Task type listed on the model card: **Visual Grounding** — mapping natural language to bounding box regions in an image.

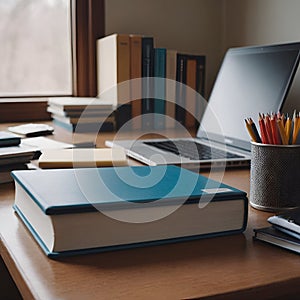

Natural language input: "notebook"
[106,42,300,169]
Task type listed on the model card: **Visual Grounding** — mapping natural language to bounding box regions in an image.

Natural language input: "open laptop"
[106,42,300,169]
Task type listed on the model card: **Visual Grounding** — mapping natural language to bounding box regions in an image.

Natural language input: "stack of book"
[47,97,116,132]
[96,33,205,131]
[0,131,37,184]
[254,208,300,254]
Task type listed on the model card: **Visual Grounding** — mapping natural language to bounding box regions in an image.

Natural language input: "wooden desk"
[1,124,300,299]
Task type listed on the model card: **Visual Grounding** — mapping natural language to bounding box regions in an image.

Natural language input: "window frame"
[0,0,105,123]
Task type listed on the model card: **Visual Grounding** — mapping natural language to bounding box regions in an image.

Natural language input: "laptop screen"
[198,42,300,151]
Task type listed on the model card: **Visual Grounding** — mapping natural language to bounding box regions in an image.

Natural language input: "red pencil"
[258,113,269,144]
[270,114,281,144]
[264,114,274,144]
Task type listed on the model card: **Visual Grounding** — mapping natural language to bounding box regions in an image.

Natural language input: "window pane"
[0,0,72,97]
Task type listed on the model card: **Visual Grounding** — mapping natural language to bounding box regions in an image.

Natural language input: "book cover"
[153,48,166,129]
[12,165,248,258]
[141,37,154,129]
[8,123,54,137]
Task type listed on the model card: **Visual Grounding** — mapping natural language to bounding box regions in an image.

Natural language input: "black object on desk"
[0,131,21,147]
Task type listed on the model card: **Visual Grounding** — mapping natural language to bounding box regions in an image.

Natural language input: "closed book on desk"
[268,208,300,238]
[12,165,248,258]
[0,131,21,147]
[254,227,300,254]
[53,119,115,133]
[51,114,114,125]
[48,97,114,111]
[47,105,113,118]
[38,148,127,168]
[0,145,38,166]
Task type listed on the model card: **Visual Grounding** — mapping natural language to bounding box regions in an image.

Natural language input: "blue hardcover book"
[154,48,166,129]
[11,165,248,258]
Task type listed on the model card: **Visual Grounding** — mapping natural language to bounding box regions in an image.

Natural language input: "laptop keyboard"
[144,140,243,160]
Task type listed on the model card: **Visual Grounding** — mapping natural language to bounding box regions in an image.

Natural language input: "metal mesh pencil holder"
[250,142,300,212]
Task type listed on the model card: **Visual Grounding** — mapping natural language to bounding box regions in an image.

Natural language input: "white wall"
[105,0,300,112]
[224,0,300,113]
[105,0,224,98]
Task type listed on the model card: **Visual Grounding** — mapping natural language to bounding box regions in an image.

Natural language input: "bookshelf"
[96,33,206,132]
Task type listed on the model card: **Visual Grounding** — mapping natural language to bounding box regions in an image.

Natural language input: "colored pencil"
[245,111,299,145]
[270,114,281,144]
[277,119,288,145]
[258,113,269,144]
[244,119,257,142]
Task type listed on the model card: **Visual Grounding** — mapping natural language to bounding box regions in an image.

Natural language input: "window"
[0,0,104,122]
[0,0,72,97]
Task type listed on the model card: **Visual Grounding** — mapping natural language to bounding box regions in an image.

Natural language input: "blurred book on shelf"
[96,33,206,132]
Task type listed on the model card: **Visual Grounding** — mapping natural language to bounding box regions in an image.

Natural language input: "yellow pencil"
[292,115,299,144]
[285,116,292,144]
[277,119,288,145]
[245,119,257,142]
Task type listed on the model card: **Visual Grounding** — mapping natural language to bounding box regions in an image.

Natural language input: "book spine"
[97,34,131,128]
[165,50,177,128]
[115,35,131,129]
[116,34,131,105]
[195,55,206,125]
[116,104,132,130]
[185,58,197,128]
[97,34,119,104]
[174,53,206,129]
[141,37,154,129]
[130,35,142,130]
[175,54,187,126]
[154,48,166,130]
